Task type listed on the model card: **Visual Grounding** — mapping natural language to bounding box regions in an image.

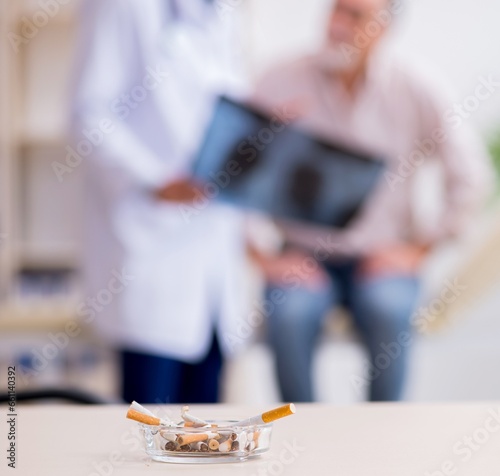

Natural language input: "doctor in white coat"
[72,0,248,403]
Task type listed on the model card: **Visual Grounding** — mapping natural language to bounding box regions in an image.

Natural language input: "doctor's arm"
[71,0,194,202]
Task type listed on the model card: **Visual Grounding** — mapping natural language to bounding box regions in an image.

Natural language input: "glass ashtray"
[142,420,273,464]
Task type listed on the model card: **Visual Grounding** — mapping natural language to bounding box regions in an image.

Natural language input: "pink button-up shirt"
[252,50,494,257]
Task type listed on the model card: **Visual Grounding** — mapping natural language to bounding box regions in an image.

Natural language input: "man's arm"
[358,73,496,278]
[418,74,495,242]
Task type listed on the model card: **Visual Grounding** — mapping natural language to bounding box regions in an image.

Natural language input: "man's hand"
[156,178,202,203]
[359,243,432,279]
[250,246,329,289]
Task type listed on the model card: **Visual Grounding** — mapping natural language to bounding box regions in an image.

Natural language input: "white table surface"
[6,403,500,475]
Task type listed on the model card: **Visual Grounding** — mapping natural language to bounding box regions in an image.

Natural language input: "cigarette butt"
[253,429,261,448]
[238,432,248,448]
[178,444,191,452]
[126,409,161,426]
[231,441,239,452]
[219,439,232,453]
[246,441,256,452]
[193,442,209,452]
[130,401,155,417]
[164,441,177,451]
[218,430,237,440]
[181,406,209,427]
[177,433,209,446]
[262,403,296,423]
[184,421,195,427]
[129,402,175,427]
[235,403,296,427]
[208,439,220,451]
[159,430,177,442]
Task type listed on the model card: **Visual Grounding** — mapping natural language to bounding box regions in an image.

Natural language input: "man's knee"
[355,277,420,327]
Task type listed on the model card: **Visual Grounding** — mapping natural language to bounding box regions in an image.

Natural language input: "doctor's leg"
[121,335,222,404]
[120,350,184,404]
[266,280,338,402]
[348,274,420,401]
[180,333,223,404]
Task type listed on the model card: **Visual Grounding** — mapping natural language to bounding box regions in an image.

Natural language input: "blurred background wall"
[1,0,500,403]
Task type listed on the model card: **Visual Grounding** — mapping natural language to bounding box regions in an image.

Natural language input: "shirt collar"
[313,45,387,96]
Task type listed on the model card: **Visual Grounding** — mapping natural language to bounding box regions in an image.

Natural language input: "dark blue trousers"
[121,334,222,404]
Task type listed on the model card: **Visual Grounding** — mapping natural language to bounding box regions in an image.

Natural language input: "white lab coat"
[72,0,248,361]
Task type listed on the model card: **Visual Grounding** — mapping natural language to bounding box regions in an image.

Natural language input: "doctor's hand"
[155,178,203,203]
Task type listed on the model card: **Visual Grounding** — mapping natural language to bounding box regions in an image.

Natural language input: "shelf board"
[17,256,79,271]
[19,136,66,149]
[0,300,80,332]
[14,242,79,270]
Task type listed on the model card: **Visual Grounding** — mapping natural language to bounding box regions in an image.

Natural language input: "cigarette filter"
[177,433,210,446]
[235,403,296,427]
[208,439,220,451]
[126,409,161,426]
[128,402,175,427]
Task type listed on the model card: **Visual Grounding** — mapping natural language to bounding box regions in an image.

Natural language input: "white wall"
[246,0,500,134]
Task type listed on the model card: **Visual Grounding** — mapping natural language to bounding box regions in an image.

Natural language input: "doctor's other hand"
[155,178,203,203]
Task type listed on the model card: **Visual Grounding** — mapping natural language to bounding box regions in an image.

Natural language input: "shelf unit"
[0,0,108,395]
[1,0,82,319]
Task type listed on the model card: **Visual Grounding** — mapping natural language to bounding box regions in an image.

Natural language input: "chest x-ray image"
[193,97,385,228]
